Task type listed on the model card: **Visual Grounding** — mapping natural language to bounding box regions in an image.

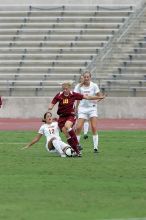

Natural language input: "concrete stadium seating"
[0,4,135,96]
[99,34,146,96]
[97,8,146,97]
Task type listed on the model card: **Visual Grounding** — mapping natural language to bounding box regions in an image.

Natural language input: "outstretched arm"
[83,92,106,101]
[22,133,42,149]
[48,94,58,110]
[75,100,80,115]
[48,103,55,110]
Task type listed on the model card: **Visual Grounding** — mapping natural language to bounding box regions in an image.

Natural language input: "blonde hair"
[83,71,91,77]
[60,81,74,87]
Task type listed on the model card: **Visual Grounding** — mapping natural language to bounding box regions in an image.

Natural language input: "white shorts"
[45,137,68,152]
[78,107,98,120]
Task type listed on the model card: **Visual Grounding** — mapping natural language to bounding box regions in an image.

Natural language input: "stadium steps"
[100,86,146,97]
[0,60,89,67]
[0,4,134,96]
[95,8,146,97]
[0,53,95,62]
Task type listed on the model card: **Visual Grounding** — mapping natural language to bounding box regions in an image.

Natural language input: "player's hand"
[97,93,107,102]
[21,145,29,150]
[48,103,53,110]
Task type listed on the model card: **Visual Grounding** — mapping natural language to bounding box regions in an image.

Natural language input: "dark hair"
[42,111,52,123]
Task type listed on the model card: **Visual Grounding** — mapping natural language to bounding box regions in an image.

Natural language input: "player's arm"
[48,94,58,110]
[95,92,107,101]
[74,86,80,114]
[22,133,42,149]
[83,92,106,101]
[75,100,80,115]
[48,103,55,110]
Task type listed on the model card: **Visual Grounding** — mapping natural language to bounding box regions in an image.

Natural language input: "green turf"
[0,130,146,220]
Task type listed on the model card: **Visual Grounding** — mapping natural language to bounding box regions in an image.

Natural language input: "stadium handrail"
[86,0,146,78]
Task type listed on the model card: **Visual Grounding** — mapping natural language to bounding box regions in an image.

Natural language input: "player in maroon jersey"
[0,96,2,108]
[48,81,105,157]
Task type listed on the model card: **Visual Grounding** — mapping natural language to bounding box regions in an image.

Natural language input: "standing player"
[74,75,89,140]
[48,81,105,157]
[74,71,106,153]
[22,111,71,158]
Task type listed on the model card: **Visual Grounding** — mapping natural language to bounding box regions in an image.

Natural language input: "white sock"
[52,139,65,156]
[84,121,89,135]
[93,134,99,150]
[77,135,80,143]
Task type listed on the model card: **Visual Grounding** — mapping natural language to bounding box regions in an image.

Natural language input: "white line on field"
[0,143,27,145]
[103,218,146,220]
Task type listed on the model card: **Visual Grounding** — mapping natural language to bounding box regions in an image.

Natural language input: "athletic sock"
[67,137,80,154]
[93,134,99,150]
[83,121,89,135]
[68,128,79,146]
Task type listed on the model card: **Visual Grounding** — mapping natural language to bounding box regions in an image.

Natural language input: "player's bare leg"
[76,118,85,150]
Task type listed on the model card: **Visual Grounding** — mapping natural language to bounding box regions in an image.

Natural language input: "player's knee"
[64,123,71,130]
[91,126,97,133]
[76,126,82,133]
[62,127,69,138]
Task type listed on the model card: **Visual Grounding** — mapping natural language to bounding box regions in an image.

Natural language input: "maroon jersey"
[51,91,83,116]
[0,97,2,107]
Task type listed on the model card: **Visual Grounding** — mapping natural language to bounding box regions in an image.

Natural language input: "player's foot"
[61,154,66,158]
[83,134,88,139]
[77,152,82,157]
[72,151,82,157]
[77,145,83,151]
[94,148,99,153]
[72,152,77,157]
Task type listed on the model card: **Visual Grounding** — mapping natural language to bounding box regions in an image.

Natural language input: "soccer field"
[0,130,146,220]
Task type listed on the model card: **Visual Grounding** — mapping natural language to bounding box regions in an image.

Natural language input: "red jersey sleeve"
[73,92,84,100]
[0,97,2,107]
[51,93,60,105]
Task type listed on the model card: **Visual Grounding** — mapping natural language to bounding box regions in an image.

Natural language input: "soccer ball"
[64,147,72,157]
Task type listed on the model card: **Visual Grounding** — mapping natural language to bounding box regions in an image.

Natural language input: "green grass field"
[0,130,146,220]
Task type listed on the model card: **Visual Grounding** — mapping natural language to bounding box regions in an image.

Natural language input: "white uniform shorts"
[78,107,98,120]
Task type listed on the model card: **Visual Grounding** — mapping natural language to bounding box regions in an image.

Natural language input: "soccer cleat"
[72,152,77,157]
[94,148,99,153]
[77,152,82,157]
[61,154,66,158]
[77,145,83,151]
[72,151,82,157]
[83,134,88,139]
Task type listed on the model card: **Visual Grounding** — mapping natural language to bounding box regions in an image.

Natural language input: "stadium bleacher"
[0,4,136,97]
[94,2,146,97]
[99,33,146,97]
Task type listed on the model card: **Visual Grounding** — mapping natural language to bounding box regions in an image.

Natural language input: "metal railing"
[86,0,146,78]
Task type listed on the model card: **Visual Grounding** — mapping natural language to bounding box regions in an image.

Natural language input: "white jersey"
[38,122,61,142]
[38,121,68,153]
[74,81,100,108]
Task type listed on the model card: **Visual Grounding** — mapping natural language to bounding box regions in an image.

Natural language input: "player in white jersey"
[74,75,89,140]
[74,71,106,153]
[22,112,71,158]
